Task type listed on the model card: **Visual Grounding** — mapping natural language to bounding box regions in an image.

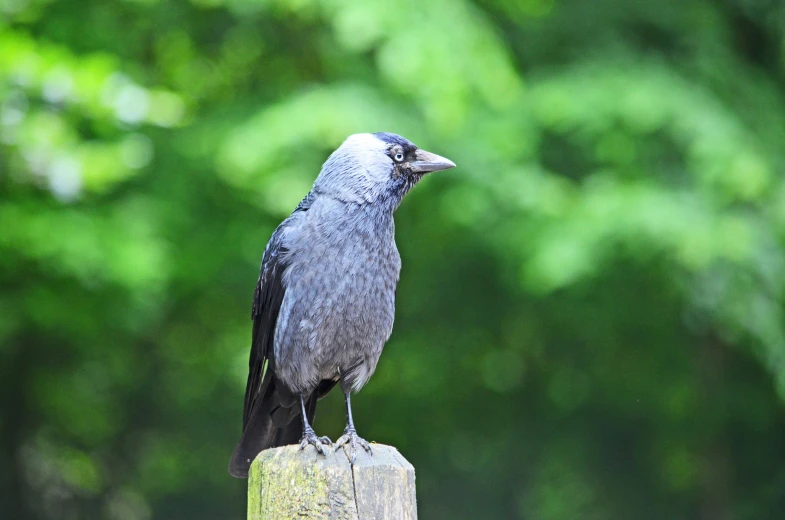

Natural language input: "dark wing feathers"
[241,242,286,428]
[241,192,315,428]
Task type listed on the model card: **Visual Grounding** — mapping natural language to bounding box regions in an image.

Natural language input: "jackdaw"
[228,132,455,478]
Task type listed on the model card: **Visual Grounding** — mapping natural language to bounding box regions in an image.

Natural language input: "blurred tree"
[2,0,785,518]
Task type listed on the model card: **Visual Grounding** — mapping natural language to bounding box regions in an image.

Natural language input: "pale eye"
[394,152,404,162]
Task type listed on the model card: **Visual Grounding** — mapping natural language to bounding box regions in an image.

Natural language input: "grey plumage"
[229,132,455,478]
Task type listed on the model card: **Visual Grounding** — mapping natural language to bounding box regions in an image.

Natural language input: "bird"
[228,132,455,478]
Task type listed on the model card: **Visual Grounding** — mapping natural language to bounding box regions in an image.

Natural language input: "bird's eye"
[394,153,404,162]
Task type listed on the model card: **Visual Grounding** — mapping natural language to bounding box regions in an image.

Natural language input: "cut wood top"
[248,443,417,520]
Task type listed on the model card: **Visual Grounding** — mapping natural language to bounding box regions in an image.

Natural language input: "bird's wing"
[241,192,314,429]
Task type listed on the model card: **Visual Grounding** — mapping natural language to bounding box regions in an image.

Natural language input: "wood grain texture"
[248,444,416,520]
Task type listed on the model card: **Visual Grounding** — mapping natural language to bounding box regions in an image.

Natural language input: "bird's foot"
[299,430,332,455]
[334,428,372,463]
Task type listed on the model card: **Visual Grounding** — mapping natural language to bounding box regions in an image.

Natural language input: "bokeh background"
[3,0,785,518]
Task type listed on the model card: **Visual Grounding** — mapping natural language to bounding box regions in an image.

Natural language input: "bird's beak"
[409,149,456,174]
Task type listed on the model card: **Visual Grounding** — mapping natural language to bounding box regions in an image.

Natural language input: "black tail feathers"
[228,379,316,478]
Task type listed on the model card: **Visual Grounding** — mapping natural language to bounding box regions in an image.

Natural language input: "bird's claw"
[334,428,372,463]
[299,431,332,455]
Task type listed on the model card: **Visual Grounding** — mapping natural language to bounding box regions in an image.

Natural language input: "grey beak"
[409,149,456,173]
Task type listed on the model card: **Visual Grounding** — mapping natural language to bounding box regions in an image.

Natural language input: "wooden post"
[247,444,417,519]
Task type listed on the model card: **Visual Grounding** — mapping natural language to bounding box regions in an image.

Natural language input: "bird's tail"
[228,377,317,478]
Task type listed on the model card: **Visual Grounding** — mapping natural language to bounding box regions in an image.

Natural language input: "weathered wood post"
[247,444,416,519]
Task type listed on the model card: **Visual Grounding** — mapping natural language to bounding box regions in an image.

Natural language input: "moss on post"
[248,444,416,519]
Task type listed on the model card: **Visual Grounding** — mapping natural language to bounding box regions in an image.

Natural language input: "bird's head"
[312,132,455,206]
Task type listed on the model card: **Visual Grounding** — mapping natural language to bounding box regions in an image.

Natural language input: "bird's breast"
[279,210,400,338]
[273,221,400,391]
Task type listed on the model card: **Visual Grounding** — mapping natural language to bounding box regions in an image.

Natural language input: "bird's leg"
[298,394,331,455]
[334,392,372,463]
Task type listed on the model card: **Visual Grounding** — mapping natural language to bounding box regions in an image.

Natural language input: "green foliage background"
[3,0,785,518]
